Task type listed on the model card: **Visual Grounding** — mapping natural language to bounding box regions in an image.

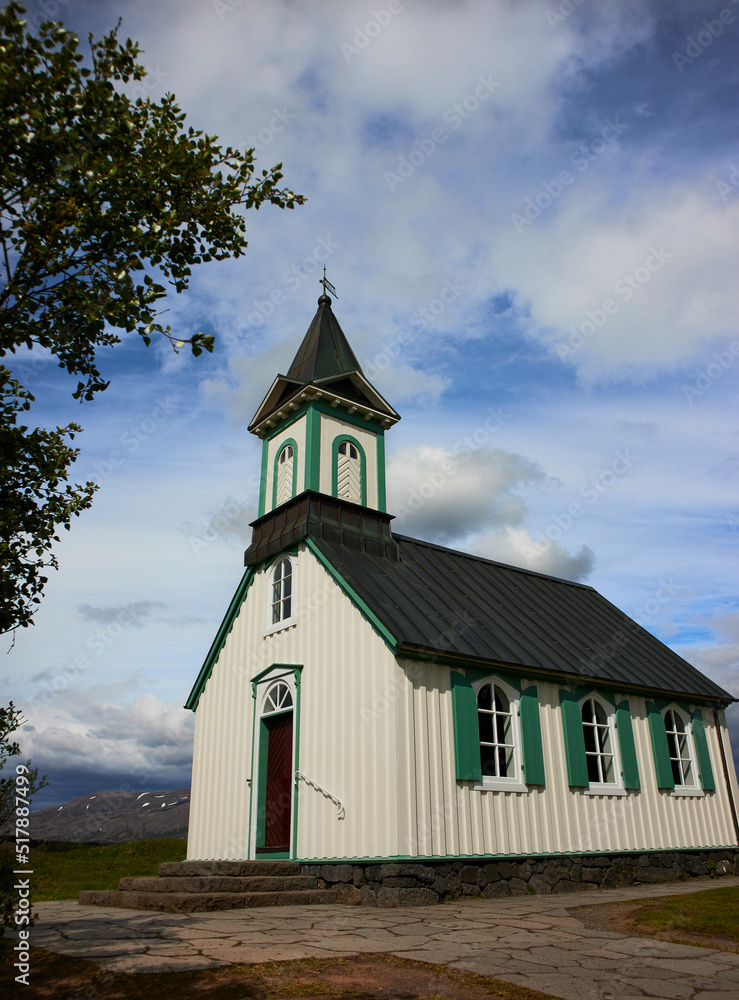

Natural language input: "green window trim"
[251,665,303,857]
[376,432,386,513]
[451,672,482,781]
[647,701,675,789]
[255,715,272,850]
[304,407,321,492]
[331,434,367,506]
[519,685,546,786]
[691,709,716,791]
[559,689,589,787]
[572,684,617,708]
[464,666,523,693]
[272,438,299,511]
[615,700,640,790]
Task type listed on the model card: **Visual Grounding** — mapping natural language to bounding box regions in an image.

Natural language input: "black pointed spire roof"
[248,293,400,434]
[287,294,363,382]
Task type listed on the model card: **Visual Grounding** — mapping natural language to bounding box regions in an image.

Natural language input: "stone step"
[157,860,301,878]
[78,888,338,913]
[118,875,318,893]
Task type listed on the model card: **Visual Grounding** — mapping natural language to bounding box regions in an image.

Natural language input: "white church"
[185,290,739,875]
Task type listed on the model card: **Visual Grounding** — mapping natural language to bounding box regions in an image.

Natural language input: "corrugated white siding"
[189,571,738,862]
[188,543,400,860]
[396,661,738,857]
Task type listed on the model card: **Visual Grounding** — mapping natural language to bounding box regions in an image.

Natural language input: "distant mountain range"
[13,788,191,844]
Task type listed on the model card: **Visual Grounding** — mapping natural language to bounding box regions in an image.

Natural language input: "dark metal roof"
[310,533,732,703]
[287,295,364,382]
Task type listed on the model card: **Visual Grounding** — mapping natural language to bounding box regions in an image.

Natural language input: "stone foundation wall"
[301,850,739,907]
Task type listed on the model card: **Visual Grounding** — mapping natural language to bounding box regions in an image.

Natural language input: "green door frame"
[249,664,303,859]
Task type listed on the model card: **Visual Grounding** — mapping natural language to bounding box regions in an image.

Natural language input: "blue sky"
[4,0,738,809]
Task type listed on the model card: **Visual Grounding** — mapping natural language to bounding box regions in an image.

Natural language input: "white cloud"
[20,691,194,785]
[385,443,592,580]
[472,525,595,582]
[388,444,546,540]
[494,183,739,381]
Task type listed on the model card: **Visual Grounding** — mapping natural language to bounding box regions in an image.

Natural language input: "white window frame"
[472,676,527,793]
[663,705,703,797]
[263,555,297,636]
[579,694,626,797]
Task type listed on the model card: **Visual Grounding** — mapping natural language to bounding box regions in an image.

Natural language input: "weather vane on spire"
[320,265,338,300]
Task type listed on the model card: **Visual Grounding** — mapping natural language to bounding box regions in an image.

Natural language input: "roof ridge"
[391,532,596,591]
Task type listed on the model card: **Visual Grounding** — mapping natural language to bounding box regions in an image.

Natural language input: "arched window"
[272,440,297,509]
[263,681,293,715]
[477,682,515,779]
[336,439,361,503]
[276,445,294,506]
[472,678,526,791]
[269,557,293,628]
[664,707,698,789]
[581,697,616,785]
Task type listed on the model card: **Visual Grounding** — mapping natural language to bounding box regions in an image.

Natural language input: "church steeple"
[248,293,400,520]
[286,294,363,382]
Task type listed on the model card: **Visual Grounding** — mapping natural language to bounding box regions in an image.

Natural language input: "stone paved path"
[25,877,739,999]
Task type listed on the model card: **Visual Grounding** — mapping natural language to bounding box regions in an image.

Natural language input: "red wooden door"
[264,713,293,849]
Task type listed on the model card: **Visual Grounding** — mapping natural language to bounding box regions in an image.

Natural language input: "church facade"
[186,293,739,866]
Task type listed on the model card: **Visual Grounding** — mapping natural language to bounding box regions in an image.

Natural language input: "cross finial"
[320,265,338,300]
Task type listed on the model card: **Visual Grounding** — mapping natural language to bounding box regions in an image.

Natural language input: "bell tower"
[248,291,400,519]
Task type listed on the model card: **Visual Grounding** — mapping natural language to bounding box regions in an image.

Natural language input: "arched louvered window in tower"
[276,445,294,506]
[336,440,361,503]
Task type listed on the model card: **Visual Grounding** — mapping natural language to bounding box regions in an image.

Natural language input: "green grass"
[29,837,187,901]
[632,886,739,942]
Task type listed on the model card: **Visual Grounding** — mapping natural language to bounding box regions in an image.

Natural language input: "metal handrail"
[294,770,345,820]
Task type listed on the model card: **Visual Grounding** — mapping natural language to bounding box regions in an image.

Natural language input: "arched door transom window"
[263,681,293,716]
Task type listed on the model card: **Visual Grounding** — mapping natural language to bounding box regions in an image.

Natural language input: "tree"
[1,371,95,634]
[0,4,305,632]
